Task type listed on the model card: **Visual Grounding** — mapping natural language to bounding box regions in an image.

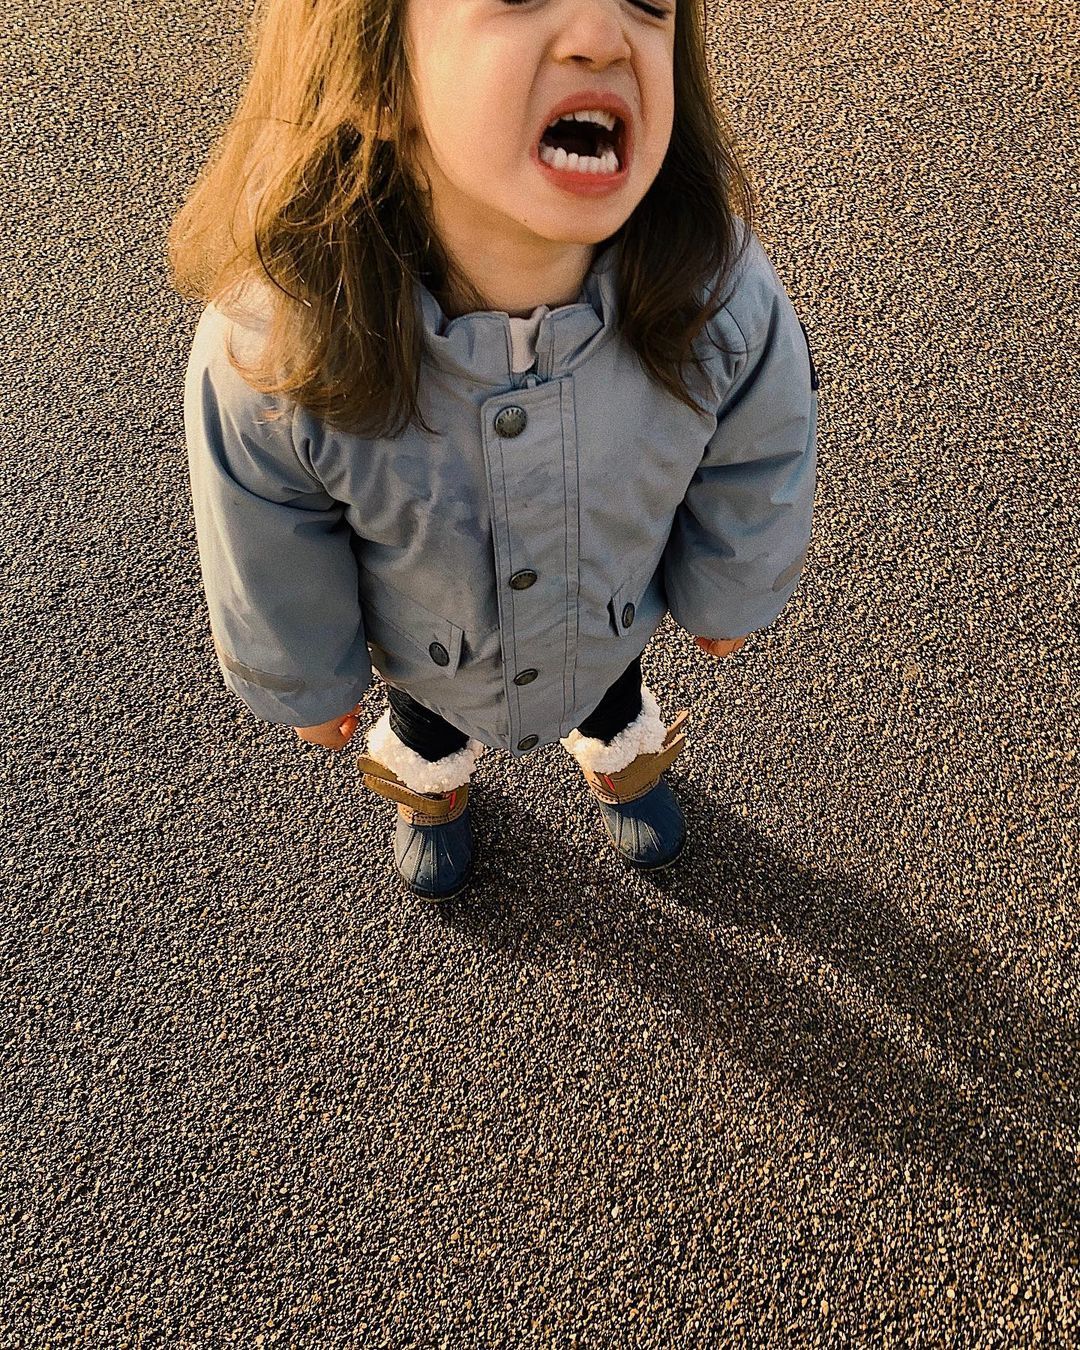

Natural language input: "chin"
[545,227,623,247]
[534,208,636,246]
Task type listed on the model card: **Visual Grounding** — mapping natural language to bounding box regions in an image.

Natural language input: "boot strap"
[356,755,470,825]
[582,709,690,805]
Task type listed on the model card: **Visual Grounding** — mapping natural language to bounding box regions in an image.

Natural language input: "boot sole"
[617,832,687,872]
[399,862,474,902]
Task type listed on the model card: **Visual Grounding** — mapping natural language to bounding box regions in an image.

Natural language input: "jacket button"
[509,569,537,590]
[513,669,538,686]
[494,406,527,438]
[622,602,636,628]
[517,734,539,751]
[428,641,450,666]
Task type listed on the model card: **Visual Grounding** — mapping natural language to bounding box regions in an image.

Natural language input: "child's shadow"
[435,759,1079,1254]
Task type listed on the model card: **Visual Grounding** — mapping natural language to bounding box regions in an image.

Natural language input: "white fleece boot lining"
[560,684,668,775]
[367,708,485,794]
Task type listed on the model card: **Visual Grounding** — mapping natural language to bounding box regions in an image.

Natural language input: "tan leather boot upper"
[356,755,471,826]
[580,710,689,805]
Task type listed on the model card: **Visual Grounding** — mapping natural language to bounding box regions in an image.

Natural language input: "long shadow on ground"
[434,771,1079,1256]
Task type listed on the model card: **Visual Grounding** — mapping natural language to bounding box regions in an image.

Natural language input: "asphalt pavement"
[3,1,1076,1345]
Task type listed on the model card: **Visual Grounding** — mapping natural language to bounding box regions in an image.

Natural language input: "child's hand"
[694,636,748,659]
[295,703,363,750]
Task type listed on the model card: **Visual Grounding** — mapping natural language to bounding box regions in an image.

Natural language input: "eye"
[501,0,672,17]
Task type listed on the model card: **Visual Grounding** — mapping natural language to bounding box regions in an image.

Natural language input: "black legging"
[388,655,644,762]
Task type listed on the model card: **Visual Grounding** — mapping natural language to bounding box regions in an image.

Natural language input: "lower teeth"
[539,144,619,175]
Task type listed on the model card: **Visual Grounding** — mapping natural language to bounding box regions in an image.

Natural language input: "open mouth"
[537,110,627,175]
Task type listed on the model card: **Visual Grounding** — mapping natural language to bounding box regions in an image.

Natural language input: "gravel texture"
[2,0,1077,1345]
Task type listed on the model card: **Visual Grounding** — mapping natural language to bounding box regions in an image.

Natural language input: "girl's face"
[402,0,677,264]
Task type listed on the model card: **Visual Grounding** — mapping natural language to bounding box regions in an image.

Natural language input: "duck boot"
[561,686,689,871]
[358,710,485,900]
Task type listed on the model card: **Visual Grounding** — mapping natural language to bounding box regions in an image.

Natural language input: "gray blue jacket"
[184,226,818,757]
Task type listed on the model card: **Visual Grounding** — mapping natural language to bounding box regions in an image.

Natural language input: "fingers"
[295,727,347,749]
[337,703,364,742]
[694,635,749,659]
[294,704,364,750]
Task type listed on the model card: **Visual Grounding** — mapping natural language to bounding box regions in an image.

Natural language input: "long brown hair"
[167,0,755,439]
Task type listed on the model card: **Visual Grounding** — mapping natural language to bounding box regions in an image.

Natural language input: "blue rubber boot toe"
[394,804,474,900]
[596,777,686,870]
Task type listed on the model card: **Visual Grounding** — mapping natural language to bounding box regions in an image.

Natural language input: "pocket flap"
[359,566,464,677]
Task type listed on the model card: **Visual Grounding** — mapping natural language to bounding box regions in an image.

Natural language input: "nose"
[550,0,634,66]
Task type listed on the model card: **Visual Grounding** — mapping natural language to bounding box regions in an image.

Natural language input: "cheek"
[422,60,515,163]
[650,71,676,160]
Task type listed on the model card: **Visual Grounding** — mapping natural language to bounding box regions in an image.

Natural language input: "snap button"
[509,569,537,590]
[622,602,636,629]
[513,669,538,686]
[494,406,527,438]
[517,734,539,752]
[428,641,450,666]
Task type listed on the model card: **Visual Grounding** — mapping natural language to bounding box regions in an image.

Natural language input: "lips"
[536,90,634,173]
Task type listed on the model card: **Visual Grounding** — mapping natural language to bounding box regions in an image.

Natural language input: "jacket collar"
[415,241,620,385]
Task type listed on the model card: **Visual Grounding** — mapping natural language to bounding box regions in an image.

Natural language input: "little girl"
[170,0,818,901]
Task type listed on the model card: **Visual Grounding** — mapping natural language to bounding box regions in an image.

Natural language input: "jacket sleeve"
[183,304,372,726]
[662,232,818,640]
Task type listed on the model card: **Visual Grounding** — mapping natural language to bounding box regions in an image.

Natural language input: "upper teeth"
[546,109,618,132]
